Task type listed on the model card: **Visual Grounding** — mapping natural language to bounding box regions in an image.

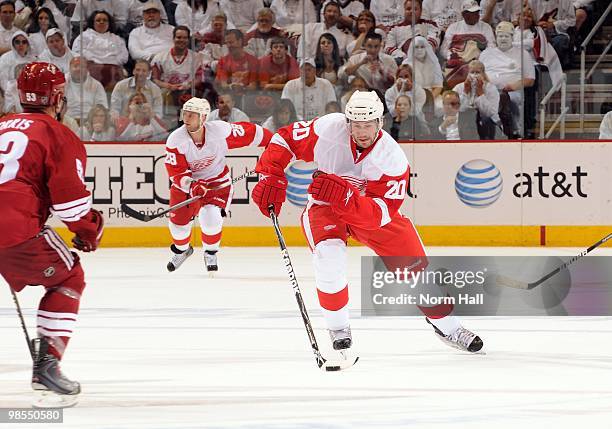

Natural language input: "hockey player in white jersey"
[252,90,483,354]
[164,97,271,273]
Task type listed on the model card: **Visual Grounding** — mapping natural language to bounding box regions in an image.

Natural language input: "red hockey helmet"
[17,62,66,107]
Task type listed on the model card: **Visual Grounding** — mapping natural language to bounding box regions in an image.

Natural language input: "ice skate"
[204,250,218,277]
[167,244,194,272]
[427,318,484,353]
[329,326,352,351]
[31,338,80,408]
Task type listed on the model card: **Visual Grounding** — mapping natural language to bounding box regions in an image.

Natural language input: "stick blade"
[494,274,530,290]
[120,203,152,222]
[321,356,359,372]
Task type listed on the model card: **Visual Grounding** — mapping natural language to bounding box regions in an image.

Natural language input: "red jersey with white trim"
[0,113,91,248]
[256,113,409,230]
[165,120,271,193]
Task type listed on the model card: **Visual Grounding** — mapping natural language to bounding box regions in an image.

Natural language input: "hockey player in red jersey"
[252,90,483,355]
[0,62,104,403]
[164,97,271,273]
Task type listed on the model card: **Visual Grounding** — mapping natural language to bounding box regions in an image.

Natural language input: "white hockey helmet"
[180,97,211,126]
[345,90,384,124]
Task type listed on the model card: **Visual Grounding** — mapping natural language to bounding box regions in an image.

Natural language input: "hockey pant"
[301,203,460,335]
[168,185,233,251]
[0,227,86,360]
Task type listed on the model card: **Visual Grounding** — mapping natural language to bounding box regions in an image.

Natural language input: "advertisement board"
[50,141,612,247]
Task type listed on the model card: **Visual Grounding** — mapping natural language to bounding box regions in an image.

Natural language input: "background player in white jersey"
[164,97,271,273]
[252,91,484,354]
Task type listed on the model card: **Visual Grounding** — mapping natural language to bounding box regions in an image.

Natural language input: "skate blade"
[33,391,79,409]
[208,271,216,278]
[321,355,359,372]
[436,336,486,355]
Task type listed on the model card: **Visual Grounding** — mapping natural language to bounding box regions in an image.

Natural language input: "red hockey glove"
[252,173,287,217]
[189,179,208,198]
[70,208,104,252]
[308,173,356,208]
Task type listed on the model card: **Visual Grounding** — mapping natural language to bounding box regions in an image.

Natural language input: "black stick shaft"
[269,206,325,368]
[529,233,612,289]
[10,288,34,361]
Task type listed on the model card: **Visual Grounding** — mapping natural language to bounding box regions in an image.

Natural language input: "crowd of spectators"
[0,0,605,141]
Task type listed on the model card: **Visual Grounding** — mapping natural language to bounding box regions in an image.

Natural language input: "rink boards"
[50,140,612,247]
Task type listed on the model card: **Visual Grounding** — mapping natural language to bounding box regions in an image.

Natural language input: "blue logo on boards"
[455,159,503,208]
[285,161,317,207]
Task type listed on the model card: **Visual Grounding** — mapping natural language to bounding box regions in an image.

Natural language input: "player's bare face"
[182,111,203,133]
[350,120,379,149]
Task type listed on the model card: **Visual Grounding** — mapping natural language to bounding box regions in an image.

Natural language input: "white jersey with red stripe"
[165,120,270,192]
[256,113,410,229]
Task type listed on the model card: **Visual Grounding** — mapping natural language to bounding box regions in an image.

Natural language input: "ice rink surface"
[2,246,612,429]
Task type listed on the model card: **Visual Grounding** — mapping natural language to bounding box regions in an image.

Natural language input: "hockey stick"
[10,288,34,361]
[268,206,358,372]
[495,232,612,290]
[121,169,256,222]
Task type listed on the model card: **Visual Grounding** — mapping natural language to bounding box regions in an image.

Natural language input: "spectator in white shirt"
[39,28,73,74]
[479,0,521,27]
[386,0,441,63]
[440,0,495,60]
[452,59,500,139]
[220,0,264,33]
[174,0,234,35]
[72,10,129,90]
[315,33,343,91]
[244,7,286,59]
[421,0,463,32]
[71,0,128,38]
[111,59,164,119]
[151,25,204,112]
[0,33,33,114]
[65,55,109,123]
[128,1,174,62]
[320,0,364,30]
[480,21,535,138]
[385,63,427,117]
[297,1,352,61]
[527,0,576,68]
[126,0,168,32]
[370,0,404,29]
[402,35,443,99]
[206,92,250,122]
[81,104,117,141]
[199,12,228,73]
[441,0,495,88]
[339,31,397,93]
[116,91,168,141]
[0,0,18,55]
[25,7,59,56]
[269,0,317,27]
[281,57,337,120]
